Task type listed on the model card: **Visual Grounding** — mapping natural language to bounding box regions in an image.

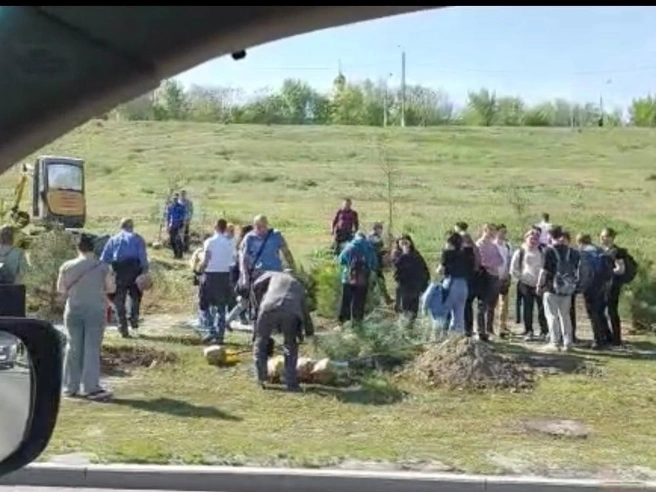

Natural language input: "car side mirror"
[0,318,63,477]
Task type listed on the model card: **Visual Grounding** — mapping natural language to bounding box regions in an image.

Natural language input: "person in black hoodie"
[392,234,430,323]
[460,232,481,337]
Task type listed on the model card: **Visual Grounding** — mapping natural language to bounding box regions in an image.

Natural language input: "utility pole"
[400,50,406,128]
[383,88,388,128]
[383,72,392,127]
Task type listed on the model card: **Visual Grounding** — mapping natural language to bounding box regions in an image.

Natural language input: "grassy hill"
[30,122,656,474]
[7,121,656,259]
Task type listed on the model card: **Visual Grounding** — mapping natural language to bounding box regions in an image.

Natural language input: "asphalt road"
[0,363,31,461]
[0,489,192,492]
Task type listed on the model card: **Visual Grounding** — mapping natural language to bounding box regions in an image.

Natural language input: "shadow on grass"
[628,340,656,353]
[303,378,406,406]
[139,334,206,346]
[496,342,605,375]
[139,333,250,350]
[110,397,243,421]
[586,341,656,362]
[101,366,130,378]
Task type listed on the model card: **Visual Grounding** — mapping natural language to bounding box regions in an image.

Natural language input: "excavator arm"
[12,164,31,213]
[0,164,30,220]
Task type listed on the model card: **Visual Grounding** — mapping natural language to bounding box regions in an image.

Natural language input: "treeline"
[109,76,656,128]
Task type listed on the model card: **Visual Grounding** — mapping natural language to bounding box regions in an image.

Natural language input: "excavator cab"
[31,155,86,229]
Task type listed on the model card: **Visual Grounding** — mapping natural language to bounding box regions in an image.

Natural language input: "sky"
[176,7,656,110]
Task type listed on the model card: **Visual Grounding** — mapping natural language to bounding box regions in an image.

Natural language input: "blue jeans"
[199,272,231,341]
[253,308,300,390]
[200,306,226,340]
[438,277,469,335]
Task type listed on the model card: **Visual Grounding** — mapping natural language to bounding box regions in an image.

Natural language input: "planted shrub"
[316,313,426,367]
[26,228,76,319]
[625,257,656,332]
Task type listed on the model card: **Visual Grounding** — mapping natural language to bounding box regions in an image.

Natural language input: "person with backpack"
[599,227,637,347]
[337,232,378,324]
[576,233,614,349]
[510,229,548,341]
[537,225,581,352]
[392,234,430,324]
[0,225,29,317]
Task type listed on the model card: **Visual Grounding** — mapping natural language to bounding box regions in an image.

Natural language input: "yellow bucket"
[223,350,240,366]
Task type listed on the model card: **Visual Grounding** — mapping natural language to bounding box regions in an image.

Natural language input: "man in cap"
[100,218,149,338]
[251,269,313,391]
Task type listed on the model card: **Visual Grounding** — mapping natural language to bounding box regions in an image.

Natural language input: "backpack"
[0,249,17,285]
[551,246,578,296]
[621,250,638,284]
[347,246,369,286]
[577,247,613,294]
[420,281,448,320]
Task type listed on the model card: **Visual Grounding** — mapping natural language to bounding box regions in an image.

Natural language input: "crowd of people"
[330,201,638,353]
[3,189,635,399]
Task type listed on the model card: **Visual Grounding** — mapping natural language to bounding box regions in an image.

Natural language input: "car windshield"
[46,163,82,191]
[5,6,656,489]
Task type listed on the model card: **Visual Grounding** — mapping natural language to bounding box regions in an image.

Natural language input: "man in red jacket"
[331,198,359,255]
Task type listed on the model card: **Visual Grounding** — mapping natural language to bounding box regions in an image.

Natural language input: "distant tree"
[105,76,643,129]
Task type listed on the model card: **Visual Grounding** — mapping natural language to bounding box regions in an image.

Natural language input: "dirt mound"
[101,345,178,376]
[409,336,533,392]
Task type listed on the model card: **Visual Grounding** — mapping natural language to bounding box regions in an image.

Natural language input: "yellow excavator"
[0,155,87,248]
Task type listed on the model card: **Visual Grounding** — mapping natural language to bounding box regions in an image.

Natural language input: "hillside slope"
[5,121,656,256]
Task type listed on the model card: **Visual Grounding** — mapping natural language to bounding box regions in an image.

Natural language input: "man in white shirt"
[536,213,552,247]
[199,219,236,344]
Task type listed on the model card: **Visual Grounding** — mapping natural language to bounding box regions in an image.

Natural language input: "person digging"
[251,269,313,392]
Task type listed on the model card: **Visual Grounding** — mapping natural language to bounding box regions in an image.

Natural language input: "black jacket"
[392,250,430,294]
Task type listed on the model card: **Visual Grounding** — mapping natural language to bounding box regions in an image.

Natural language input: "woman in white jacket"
[510,230,548,341]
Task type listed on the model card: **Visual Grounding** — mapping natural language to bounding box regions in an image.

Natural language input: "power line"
[242,62,656,77]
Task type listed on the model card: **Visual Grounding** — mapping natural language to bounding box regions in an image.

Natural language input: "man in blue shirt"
[239,214,296,287]
[166,192,186,259]
[100,218,149,338]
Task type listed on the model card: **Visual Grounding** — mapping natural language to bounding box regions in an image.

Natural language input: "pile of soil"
[101,345,178,375]
[409,336,533,392]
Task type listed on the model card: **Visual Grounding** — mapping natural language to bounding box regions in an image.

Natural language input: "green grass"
[7,121,656,258]
[16,121,656,477]
[45,323,656,478]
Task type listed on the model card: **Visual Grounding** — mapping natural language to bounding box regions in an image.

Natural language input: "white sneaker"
[541,343,560,353]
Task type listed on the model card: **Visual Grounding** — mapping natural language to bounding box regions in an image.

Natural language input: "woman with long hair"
[392,234,430,323]
[436,232,475,335]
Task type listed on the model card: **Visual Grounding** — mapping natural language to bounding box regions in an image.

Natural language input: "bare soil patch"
[409,336,534,392]
[101,344,178,377]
